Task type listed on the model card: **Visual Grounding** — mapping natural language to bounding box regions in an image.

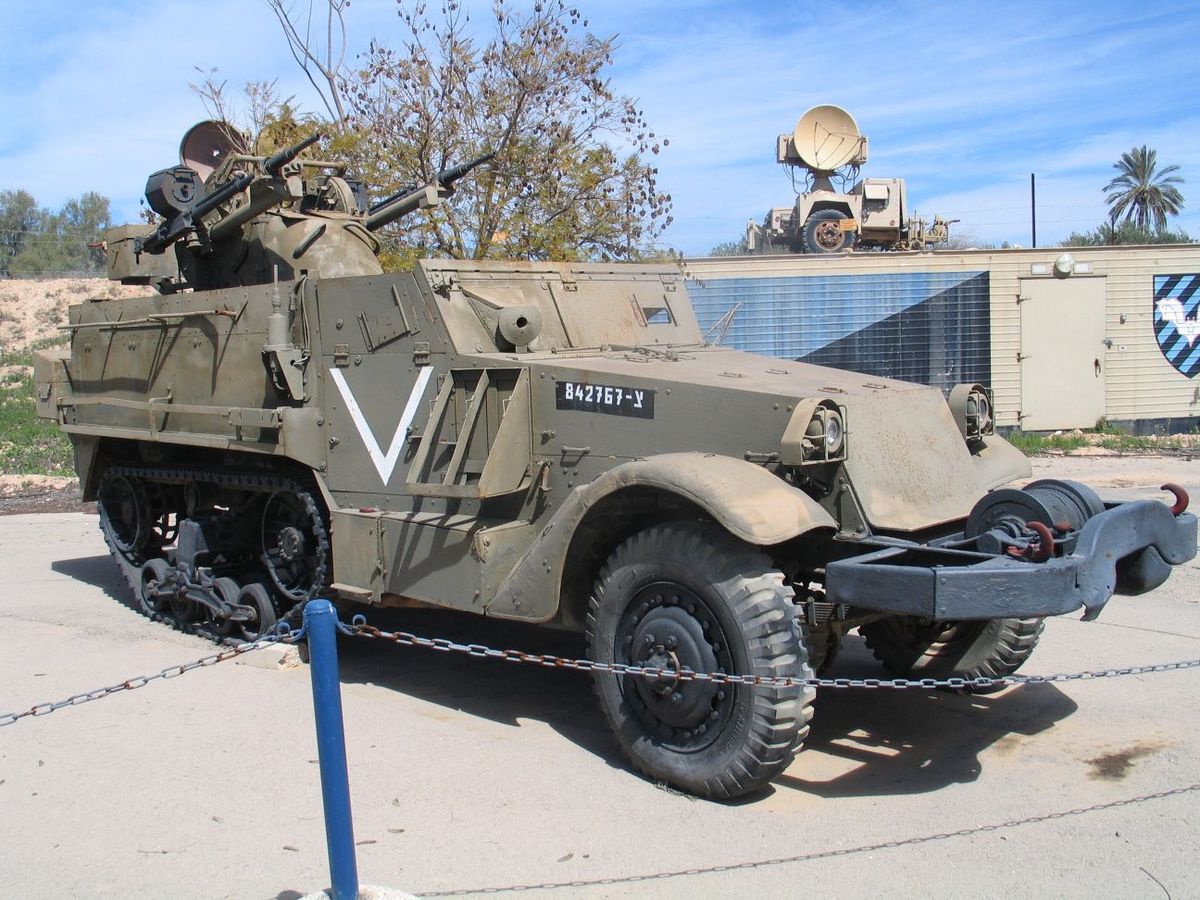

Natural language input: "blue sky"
[2,0,1198,254]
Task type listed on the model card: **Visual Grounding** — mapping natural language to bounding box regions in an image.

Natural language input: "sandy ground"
[1,456,1198,898]
[0,278,145,352]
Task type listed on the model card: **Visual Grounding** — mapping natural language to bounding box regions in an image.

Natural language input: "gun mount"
[108,120,492,292]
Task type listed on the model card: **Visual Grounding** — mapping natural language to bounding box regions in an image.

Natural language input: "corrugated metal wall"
[684,246,1200,429]
[689,270,990,393]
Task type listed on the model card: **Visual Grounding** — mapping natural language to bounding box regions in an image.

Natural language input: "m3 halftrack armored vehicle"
[36,122,1197,800]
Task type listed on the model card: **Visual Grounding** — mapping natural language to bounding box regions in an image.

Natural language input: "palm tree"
[1103,146,1185,232]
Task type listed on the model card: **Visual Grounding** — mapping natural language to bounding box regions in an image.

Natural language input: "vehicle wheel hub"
[627,594,723,732]
[815,221,841,250]
[277,526,305,561]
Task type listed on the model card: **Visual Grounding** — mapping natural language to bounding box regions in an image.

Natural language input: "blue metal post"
[304,599,360,900]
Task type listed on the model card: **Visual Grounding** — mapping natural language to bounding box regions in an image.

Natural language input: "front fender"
[486,452,836,621]
[594,453,837,544]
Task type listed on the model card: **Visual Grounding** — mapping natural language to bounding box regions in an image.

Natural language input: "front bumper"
[825,500,1197,621]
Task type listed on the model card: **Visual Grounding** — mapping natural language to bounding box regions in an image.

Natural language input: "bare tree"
[265,0,350,126]
[259,0,672,262]
[342,0,672,261]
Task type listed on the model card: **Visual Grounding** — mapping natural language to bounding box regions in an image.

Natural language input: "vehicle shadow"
[332,608,1080,800]
[51,553,140,612]
[332,606,625,767]
[773,636,1079,799]
[43,560,1083,801]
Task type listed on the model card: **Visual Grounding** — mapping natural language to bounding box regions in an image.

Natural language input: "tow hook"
[1162,483,1189,517]
[1005,520,1054,562]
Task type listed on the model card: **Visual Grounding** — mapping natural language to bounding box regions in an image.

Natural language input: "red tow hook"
[1026,521,1054,562]
[1003,520,1055,562]
[1162,483,1189,517]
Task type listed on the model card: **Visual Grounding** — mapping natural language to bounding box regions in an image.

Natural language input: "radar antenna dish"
[180,120,250,183]
[791,105,867,173]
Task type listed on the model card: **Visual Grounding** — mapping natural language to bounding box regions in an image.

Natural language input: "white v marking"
[329,366,434,484]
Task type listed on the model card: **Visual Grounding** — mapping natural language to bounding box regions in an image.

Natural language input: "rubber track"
[97,464,329,643]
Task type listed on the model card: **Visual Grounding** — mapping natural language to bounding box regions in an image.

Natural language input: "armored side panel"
[44,282,320,497]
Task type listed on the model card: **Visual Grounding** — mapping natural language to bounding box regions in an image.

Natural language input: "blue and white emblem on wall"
[1154,274,1200,378]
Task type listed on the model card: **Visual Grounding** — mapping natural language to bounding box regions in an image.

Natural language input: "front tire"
[860,616,1044,691]
[800,209,857,254]
[587,522,815,800]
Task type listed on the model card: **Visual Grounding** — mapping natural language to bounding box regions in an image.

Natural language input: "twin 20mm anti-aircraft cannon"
[109,120,491,293]
[36,122,1196,800]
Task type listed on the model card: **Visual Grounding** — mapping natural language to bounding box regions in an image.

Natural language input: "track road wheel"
[587,522,815,800]
[210,576,241,636]
[138,558,173,616]
[860,616,1045,692]
[800,209,857,254]
[236,582,278,643]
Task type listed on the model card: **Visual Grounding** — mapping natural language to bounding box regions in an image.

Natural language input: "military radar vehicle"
[36,121,1196,800]
[746,104,955,254]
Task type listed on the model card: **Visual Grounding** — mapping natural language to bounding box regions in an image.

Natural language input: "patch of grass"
[0,364,74,476]
[1097,434,1157,452]
[1005,431,1088,455]
[0,347,33,368]
[1093,418,1129,436]
[29,334,70,352]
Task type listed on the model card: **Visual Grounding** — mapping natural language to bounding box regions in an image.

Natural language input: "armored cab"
[35,123,1197,800]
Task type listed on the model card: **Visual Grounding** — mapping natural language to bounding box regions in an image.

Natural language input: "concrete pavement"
[1,456,1198,898]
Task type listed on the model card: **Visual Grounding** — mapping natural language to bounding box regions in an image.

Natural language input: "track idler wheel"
[260,487,329,602]
[99,473,152,563]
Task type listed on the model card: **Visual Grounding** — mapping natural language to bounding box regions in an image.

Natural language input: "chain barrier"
[344,619,1200,691]
[0,629,296,728]
[8,611,1199,730]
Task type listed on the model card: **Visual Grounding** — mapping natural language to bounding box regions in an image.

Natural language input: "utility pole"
[1031,173,1037,248]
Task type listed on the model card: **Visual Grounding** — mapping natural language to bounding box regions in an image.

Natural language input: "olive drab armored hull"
[36,123,1197,799]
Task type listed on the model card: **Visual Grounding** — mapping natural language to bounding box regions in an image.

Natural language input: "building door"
[1018,277,1106,430]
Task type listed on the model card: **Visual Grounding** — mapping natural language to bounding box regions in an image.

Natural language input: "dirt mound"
[0,474,92,515]
[0,278,147,351]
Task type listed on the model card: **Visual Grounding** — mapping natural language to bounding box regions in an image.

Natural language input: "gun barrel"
[264,133,322,176]
[369,183,417,214]
[364,152,494,232]
[364,186,437,232]
[193,172,254,218]
[436,151,496,188]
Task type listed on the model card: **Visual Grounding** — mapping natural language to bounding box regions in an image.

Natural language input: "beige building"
[684,245,1200,432]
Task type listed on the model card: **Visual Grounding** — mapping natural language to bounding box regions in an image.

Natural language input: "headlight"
[949,383,993,444]
[824,410,844,454]
[781,399,848,465]
[802,405,846,461]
